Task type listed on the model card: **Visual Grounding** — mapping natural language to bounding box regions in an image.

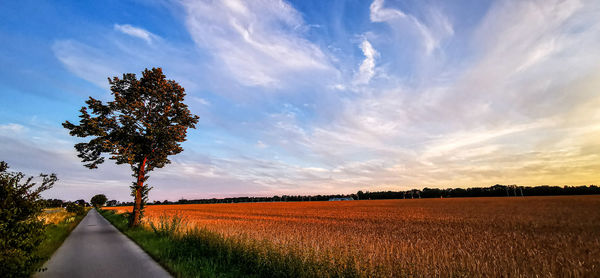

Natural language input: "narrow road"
[35,209,171,278]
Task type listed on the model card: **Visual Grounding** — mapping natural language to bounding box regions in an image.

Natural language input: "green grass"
[32,211,87,274]
[99,210,351,278]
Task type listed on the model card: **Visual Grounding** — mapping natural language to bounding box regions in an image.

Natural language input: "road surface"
[35,209,171,278]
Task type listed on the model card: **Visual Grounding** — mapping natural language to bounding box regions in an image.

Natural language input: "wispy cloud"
[247,0,600,189]
[192,97,210,106]
[114,24,157,44]
[369,0,453,54]
[52,29,205,92]
[52,40,123,89]
[369,0,405,22]
[181,0,336,88]
[0,123,25,133]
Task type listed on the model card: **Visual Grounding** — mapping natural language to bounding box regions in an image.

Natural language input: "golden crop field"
[105,196,600,277]
[39,207,76,225]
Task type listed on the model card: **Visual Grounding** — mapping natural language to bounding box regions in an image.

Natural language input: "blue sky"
[1,0,600,202]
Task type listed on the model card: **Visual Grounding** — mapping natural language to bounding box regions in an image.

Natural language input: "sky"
[1,0,600,202]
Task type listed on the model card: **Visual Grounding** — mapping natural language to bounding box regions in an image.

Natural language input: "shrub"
[149,214,183,237]
[0,161,56,277]
[65,203,85,215]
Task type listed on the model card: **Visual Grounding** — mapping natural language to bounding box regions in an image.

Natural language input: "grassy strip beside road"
[32,208,88,274]
[99,209,350,278]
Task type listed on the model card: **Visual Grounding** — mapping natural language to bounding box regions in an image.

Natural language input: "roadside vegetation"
[104,196,600,277]
[0,161,56,277]
[99,209,349,278]
[0,160,89,277]
[32,207,88,273]
[39,208,76,225]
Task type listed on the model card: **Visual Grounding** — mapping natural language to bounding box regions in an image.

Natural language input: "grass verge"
[99,209,354,278]
[32,209,88,274]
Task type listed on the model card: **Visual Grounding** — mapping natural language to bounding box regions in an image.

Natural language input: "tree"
[43,198,64,208]
[0,161,57,277]
[90,194,107,208]
[357,190,365,200]
[75,199,86,207]
[63,67,199,226]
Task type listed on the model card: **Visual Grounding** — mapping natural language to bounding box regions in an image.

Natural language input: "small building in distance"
[328,197,354,201]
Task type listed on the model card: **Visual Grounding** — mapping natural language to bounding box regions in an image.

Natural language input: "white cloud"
[192,97,210,106]
[181,0,336,87]
[52,40,123,89]
[369,0,453,54]
[52,31,206,92]
[0,123,25,134]
[114,24,157,44]
[353,39,379,85]
[369,0,405,22]
[419,119,556,161]
[412,9,453,55]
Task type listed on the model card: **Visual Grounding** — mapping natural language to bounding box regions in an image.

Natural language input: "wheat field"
[39,208,76,225]
[105,196,600,277]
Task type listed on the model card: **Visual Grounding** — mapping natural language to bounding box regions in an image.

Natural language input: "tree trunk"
[131,157,147,227]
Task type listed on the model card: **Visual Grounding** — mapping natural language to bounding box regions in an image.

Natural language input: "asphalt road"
[35,209,171,278]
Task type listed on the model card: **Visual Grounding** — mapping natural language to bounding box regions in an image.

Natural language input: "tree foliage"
[65,202,85,215]
[63,67,199,226]
[90,194,107,208]
[0,161,57,277]
[42,198,65,208]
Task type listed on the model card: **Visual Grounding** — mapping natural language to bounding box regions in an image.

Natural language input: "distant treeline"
[43,199,89,208]
[45,184,600,207]
[357,184,600,200]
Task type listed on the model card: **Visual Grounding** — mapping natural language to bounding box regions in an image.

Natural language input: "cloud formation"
[114,24,157,44]
[182,0,336,88]
[244,0,600,191]
[2,0,600,201]
[353,39,379,85]
[369,0,405,22]
[369,0,453,54]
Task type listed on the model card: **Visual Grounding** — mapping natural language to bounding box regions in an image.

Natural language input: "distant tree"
[90,194,108,208]
[75,199,86,207]
[66,202,85,215]
[43,198,64,208]
[357,191,365,200]
[106,200,118,207]
[63,68,199,226]
[0,161,57,277]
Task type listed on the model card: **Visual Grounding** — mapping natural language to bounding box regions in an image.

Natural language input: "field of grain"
[105,196,600,276]
[39,207,76,225]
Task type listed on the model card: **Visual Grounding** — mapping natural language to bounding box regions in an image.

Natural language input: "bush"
[0,161,56,277]
[66,203,85,215]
